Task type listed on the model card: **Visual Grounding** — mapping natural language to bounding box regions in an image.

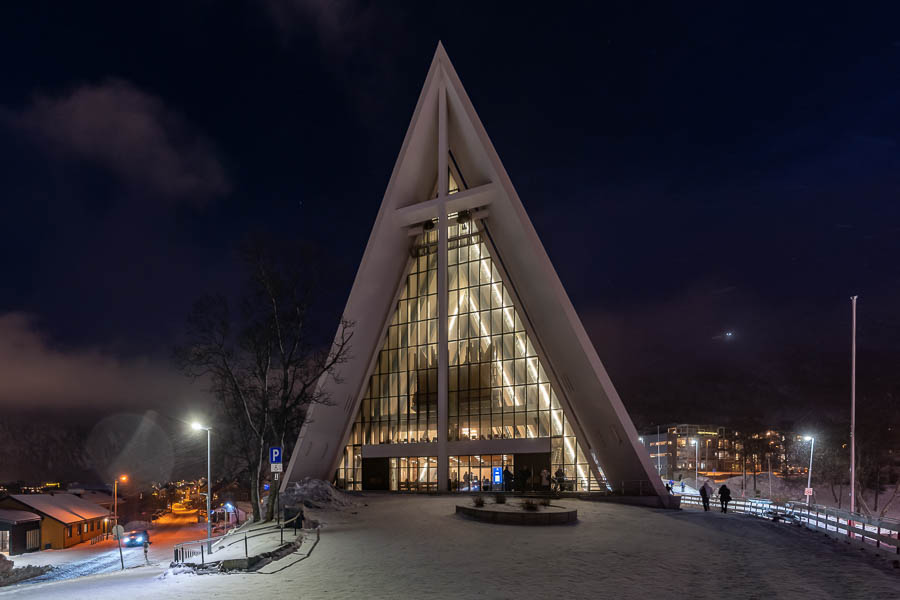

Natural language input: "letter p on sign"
[270,447,282,464]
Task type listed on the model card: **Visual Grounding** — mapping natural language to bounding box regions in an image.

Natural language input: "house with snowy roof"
[0,508,41,555]
[0,493,109,549]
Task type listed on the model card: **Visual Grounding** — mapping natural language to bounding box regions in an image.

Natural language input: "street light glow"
[119,474,128,482]
[804,436,813,441]
[191,421,204,430]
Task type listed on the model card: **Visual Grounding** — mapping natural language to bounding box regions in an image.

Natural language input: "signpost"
[804,488,813,497]
[113,525,125,570]
[270,446,283,479]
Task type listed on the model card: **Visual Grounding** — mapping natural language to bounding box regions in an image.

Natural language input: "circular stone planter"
[456,503,577,525]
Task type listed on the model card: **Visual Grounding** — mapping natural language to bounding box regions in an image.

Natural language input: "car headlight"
[135,536,143,542]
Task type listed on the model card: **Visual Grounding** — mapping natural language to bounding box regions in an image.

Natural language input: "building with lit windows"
[282,44,669,504]
[639,425,808,480]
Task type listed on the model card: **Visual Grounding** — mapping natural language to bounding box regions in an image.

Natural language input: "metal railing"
[680,494,900,555]
[173,509,305,565]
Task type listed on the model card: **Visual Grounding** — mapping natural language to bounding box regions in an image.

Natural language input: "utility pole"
[768,455,772,499]
[805,436,816,506]
[850,295,857,514]
[656,425,661,477]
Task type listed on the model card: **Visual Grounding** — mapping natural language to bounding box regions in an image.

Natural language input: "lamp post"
[113,474,127,530]
[804,436,815,506]
[192,422,212,553]
[691,439,698,489]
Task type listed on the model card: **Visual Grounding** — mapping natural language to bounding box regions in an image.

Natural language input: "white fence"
[173,509,305,565]
[680,494,900,555]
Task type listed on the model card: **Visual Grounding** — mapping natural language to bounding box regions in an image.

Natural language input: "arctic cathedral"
[282,44,666,503]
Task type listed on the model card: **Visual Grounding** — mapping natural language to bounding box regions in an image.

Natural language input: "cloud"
[262,0,407,116]
[0,312,208,414]
[264,0,375,55]
[9,80,229,203]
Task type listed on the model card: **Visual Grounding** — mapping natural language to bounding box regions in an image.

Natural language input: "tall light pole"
[192,422,212,553]
[113,474,127,529]
[657,425,661,477]
[804,436,815,506]
[691,439,698,489]
[850,295,857,514]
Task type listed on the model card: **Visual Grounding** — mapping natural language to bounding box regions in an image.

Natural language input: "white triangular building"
[283,43,668,503]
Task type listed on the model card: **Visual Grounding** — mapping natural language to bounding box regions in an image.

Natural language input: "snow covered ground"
[1,494,896,599]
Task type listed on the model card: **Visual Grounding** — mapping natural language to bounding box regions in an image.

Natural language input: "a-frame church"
[282,43,668,503]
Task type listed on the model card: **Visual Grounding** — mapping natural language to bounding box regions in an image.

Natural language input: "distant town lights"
[725,331,734,337]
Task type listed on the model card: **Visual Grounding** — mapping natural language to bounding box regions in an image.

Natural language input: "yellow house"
[0,493,109,550]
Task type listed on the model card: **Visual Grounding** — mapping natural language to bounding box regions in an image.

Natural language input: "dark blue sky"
[1,2,898,428]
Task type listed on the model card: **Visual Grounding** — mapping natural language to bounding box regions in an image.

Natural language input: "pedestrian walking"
[540,468,551,491]
[699,480,712,511]
[503,467,513,492]
[718,484,732,513]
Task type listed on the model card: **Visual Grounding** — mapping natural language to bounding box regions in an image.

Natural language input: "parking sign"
[270,446,282,464]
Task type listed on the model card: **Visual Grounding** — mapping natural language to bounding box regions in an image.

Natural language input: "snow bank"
[0,561,53,587]
[158,566,197,579]
[280,478,353,510]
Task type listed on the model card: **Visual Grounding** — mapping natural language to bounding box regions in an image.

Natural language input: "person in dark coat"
[718,484,732,513]
[699,481,712,511]
[503,467,513,492]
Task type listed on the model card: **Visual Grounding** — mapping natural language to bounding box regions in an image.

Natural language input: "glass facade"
[447,220,593,488]
[335,229,439,490]
[450,454,513,491]
[337,219,604,492]
[389,456,438,492]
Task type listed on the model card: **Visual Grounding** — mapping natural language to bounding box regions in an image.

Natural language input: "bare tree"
[176,241,352,521]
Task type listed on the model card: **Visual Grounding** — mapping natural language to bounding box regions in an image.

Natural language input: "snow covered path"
[1,495,896,599]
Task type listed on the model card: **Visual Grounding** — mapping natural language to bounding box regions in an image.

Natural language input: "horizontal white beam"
[394,182,496,227]
[360,437,550,459]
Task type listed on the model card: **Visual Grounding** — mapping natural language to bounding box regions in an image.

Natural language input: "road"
[14,509,205,585]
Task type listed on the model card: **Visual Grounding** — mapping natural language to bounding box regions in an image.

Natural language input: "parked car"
[122,530,150,547]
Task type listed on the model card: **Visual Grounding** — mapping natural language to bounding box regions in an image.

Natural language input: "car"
[122,530,150,547]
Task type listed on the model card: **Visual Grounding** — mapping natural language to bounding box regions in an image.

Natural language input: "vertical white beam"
[437,76,450,492]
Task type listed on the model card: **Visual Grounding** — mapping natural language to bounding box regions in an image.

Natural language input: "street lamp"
[804,436,815,506]
[690,439,698,490]
[113,474,127,529]
[192,422,212,553]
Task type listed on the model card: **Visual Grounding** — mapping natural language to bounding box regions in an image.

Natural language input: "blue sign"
[270,447,282,464]
[492,467,502,486]
[263,483,270,491]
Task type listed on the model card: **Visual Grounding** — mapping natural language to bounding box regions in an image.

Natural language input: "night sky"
[2,2,899,442]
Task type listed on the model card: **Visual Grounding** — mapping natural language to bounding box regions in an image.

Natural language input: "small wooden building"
[0,509,41,555]
[0,494,109,550]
